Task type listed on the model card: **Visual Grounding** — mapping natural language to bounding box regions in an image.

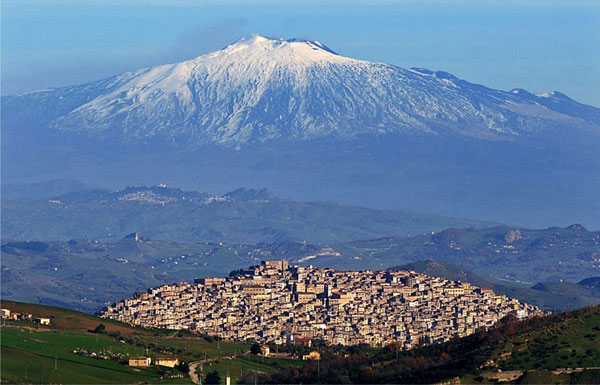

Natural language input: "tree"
[204,370,221,384]
[251,343,261,355]
[175,361,189,373]
[92,324,106,333]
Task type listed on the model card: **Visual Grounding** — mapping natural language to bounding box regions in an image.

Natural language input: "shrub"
[251,343,261,355]
[204,370,221,384]
[92,324,106,333]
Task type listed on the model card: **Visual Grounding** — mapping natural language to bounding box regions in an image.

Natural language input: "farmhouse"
[34,317,51,325]
[156,358,179,367]
[302,351,321,360]
[129,357,151,367]
[260,345,270,356]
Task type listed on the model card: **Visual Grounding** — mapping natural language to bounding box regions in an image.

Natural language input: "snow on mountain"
[4,35,600,146]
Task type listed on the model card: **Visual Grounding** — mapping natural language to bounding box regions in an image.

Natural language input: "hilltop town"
[101,261,543,348]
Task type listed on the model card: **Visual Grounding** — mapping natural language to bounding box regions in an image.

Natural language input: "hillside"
[489,283,600,313]
[3,301,599,384]
[1,179,90,200]
[1,238,250,312]
[462,306,600,383]
[393,260,491,288]
[246,305,600,384]
[3,301,600,385]
[0,301,299,385]
[0,184,495,244]
[579,276,600,290]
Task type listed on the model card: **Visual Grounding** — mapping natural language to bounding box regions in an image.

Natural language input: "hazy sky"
[2,0,599,106]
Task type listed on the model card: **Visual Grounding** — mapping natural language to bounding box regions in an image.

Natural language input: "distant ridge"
[223,187,275,201]
[1,184,496,244]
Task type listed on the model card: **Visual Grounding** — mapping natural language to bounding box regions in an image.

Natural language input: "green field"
[1,327,190,384]
[0,300,301,384]
[494,305,600,370]
[1,300,251,359]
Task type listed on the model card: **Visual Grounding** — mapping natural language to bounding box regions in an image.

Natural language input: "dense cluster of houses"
[102,261,543,348]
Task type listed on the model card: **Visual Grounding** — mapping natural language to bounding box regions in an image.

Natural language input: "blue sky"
[2,0,599,106]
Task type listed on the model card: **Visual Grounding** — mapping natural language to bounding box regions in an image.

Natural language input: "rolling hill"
[322,225,600,284]
[3,300,600,384]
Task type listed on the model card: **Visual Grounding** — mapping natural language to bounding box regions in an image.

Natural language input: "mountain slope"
[393,260,492,288]
[493,305,600,372]
[3,35,599,147]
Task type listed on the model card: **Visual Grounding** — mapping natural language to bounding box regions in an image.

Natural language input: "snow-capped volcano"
[3,35,600,146]
[2,35,600,231]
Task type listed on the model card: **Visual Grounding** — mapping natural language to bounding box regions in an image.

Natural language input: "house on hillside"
[156,358,179,367]
[260,345,270,356]
[129,357,151,367]
[302,351,321,360]
[34,317,51,325]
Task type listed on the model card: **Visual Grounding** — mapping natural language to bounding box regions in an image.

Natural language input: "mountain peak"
[218,34,344,64]
[236,34,271,44]
[223,188,275,202]
[228,34,337,54]
[537,91,571,100]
